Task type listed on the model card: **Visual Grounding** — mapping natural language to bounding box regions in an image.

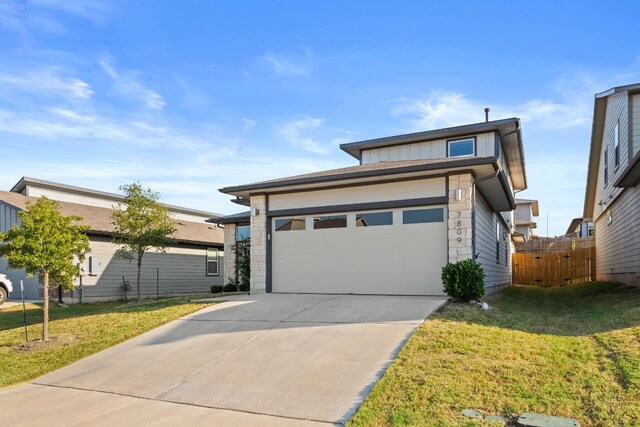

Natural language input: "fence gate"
[512,238,595,286]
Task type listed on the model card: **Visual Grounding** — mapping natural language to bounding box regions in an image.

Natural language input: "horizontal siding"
[269,177,445,211]
[594,92,629,221]
[475,191,511,288]
[79,236,224,300]
[360,132,495,164]
[595,184,640,277]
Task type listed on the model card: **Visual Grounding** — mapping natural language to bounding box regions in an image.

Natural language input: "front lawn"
[348,282,640,426]
[0,297,214,387]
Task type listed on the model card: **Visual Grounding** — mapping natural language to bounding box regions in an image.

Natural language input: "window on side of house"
[236,225,251,242]
[614,121,620,169]
[274,218,306,231]
[313,215,347,229]
[402,208,444,224]
[496,222,501,264]
[206,247,219,276]
[604,148,609,186]
[448,138,475,157]
[356,211,393,227]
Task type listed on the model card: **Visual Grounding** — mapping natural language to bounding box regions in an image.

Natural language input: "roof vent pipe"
[484,108,490,122]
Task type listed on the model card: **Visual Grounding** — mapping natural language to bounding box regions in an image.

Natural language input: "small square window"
[448,138,475,157]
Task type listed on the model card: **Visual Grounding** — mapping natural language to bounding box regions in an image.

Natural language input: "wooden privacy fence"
[512,237,596,286]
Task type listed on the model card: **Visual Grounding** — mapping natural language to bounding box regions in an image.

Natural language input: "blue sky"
[0,1,639,236]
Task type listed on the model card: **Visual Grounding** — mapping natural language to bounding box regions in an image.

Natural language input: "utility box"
[88,256,100,276]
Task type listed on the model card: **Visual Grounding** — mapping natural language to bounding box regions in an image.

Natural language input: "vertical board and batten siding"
[474,191,511,288]
[360,132,495,164]
[0,202,19,232]
[593,92,629,221]
[269,177,446,210]
[632,94,640,156]
[0,202,41,299]
[79,236,224,300]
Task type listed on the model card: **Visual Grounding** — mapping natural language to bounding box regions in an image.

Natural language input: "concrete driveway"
[1,293,446,426]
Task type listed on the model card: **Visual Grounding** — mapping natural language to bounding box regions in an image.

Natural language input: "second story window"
[604,148,609,186]
[448,138,475,157]
[614,122,620,169]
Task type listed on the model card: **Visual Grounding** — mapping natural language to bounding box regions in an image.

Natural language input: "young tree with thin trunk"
[111,183,176,301]
[0,198,89,341]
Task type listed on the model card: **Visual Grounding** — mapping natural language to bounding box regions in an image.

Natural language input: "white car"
[0,274,12,305]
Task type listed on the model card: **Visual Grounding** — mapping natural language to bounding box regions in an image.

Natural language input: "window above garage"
[448,138,475,157]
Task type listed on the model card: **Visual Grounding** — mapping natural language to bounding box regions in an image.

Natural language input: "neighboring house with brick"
[0,177,224,301]
[514,198,539,241]
[583,83,640,286]
[214,118,527,295]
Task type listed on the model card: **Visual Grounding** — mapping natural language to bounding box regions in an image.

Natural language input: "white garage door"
[271,206,447,295]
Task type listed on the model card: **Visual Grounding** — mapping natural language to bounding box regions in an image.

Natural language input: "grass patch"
[0,297,214,387]
[348,282,640,426]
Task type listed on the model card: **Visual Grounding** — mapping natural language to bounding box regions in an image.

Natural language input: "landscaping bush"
[441,259,485,302]
[238,282,250,292]
[211,285,223,294]
[223,282,238,293]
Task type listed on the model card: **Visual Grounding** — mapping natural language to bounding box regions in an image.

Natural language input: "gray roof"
[340,118,518,158]
[0,190,224,246]
[219,156,497,195]
[12,177,221,218]
[209,211,251,224]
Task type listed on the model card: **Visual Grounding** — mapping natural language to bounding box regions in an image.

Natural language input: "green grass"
[348,282,640,427]
[0,297,214,387]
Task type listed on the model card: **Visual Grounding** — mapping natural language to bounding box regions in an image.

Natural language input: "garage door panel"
[272,207,446,296]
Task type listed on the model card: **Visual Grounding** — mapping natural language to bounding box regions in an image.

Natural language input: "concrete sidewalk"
[2,293,447,426]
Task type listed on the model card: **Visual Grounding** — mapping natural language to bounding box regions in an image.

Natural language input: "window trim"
[614,121,620,170]
[604,147,609,186]
[447,137,476,158]
[206,247,219,276]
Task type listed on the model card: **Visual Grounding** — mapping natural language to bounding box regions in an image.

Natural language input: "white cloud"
[99,58,166,110]
[0,0,109,37]
[0,68,93,99]
[261,51,310,78]
[242,118,257,131]
[392,90,592,132]
[276,116,328,153]
[28,0,110,23]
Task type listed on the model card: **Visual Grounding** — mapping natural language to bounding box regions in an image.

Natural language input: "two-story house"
[514,198,539,241]
[215,118,527,295]
[583,84,640,286]
[0,177,225,300]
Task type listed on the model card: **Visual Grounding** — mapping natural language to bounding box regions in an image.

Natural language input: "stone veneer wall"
[250,195,267,293]
[448,173,474,263]
[223,223,236,285]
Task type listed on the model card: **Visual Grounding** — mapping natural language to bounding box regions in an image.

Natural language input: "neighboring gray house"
[215,118,527,296]
[0,178,225,301]
[583,84,640,286]
[565,217,594,238]
[514,198,539,241]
